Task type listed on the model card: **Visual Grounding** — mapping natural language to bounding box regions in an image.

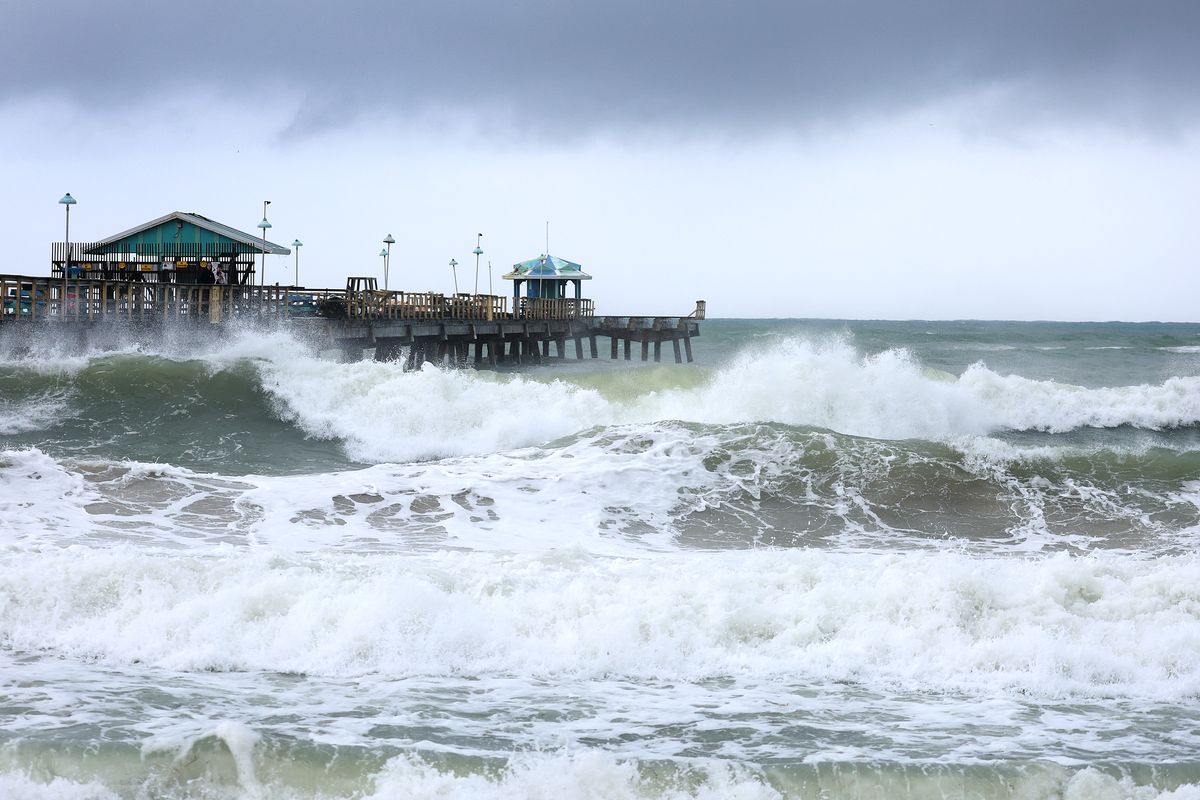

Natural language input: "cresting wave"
[4,333,1200,467]
[255,337,1200,458]
[3,546,1200,699]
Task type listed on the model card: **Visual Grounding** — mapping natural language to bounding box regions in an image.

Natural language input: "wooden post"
[574,337,583,360]
[209,287,223,324]
[684,335,693,363]
[624,339,631,360]
[641,340,649,361]
[611,336,619,360]
[653,340,661,362]
[673,338,682,364]
[589,335,598,358]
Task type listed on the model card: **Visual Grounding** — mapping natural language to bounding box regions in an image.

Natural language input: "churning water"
[2,319,1200,799]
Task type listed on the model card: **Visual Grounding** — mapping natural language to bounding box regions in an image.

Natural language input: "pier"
[2,210,702,367]
[0,274,703,367]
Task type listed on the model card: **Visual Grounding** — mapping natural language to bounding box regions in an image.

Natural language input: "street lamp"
[449,258,459,294]
[383,234,394,290]
[59,193,76,277]
[472,233,483,295]
[292,239,303,286]
[257,200,272,286]
[379,249,387,284]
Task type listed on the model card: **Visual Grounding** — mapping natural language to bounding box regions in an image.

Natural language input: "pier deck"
[0,274,702,366]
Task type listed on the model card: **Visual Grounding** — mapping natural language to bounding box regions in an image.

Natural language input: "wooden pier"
[0,274,703,367]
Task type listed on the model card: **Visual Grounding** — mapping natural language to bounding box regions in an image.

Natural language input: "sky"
[2,0,1198,320]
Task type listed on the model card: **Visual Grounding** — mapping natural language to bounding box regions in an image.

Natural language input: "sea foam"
[3,547,1199,699]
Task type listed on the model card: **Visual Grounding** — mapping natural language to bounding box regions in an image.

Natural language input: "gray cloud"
[4,0,1199,138]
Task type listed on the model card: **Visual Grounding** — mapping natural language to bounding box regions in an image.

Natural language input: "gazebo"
[54,211,290,285]
[502,254,592,303]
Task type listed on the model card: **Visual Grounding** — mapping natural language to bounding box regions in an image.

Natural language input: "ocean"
[2,318,1199,799]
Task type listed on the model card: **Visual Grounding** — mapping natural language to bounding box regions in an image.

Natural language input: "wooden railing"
[1,275,344,324]
[339,291,509,321]
[1,275,596,324]
[517,297,595,320]
[340,291,592,321]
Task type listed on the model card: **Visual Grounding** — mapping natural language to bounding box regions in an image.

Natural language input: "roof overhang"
[86,211,291,255]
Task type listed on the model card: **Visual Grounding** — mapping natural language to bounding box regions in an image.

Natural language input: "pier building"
[51,211,291,285]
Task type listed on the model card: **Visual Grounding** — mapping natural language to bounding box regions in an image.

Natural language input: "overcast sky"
[2,0,1198,319]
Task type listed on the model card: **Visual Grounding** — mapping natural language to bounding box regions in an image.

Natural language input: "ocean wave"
[6,333,1200,466]
[8,752,1195,800]
[956,366,1200,433]
[3,547,1200,700]
[5,426,1199,556]
[638,338,1200,437]
[252,336,1200,456]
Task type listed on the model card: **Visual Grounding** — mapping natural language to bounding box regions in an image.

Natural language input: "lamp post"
[59,193,76,277]
[257,200,272,286]
[292,239,303,286]
[449,258,459,294]
[472,233,483,295]
[383,234,394,290]
[379,249,388,285]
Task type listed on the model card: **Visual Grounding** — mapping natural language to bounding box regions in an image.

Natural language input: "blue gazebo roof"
[504,254,592,280]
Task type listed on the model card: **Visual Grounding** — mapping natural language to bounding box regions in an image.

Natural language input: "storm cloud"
[5,0,1200,138]
[3,0,1198,321]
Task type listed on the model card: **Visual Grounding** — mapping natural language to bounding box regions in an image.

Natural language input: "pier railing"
[517,297,594,319]
[343,291,510,321]
[1,275,343,324]
[2,275,596,324]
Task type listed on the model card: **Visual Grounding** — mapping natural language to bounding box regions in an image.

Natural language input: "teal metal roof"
[84,211,291,256]
[503,254,592,280]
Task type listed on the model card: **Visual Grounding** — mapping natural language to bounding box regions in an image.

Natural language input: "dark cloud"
[4,0,1199,137]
